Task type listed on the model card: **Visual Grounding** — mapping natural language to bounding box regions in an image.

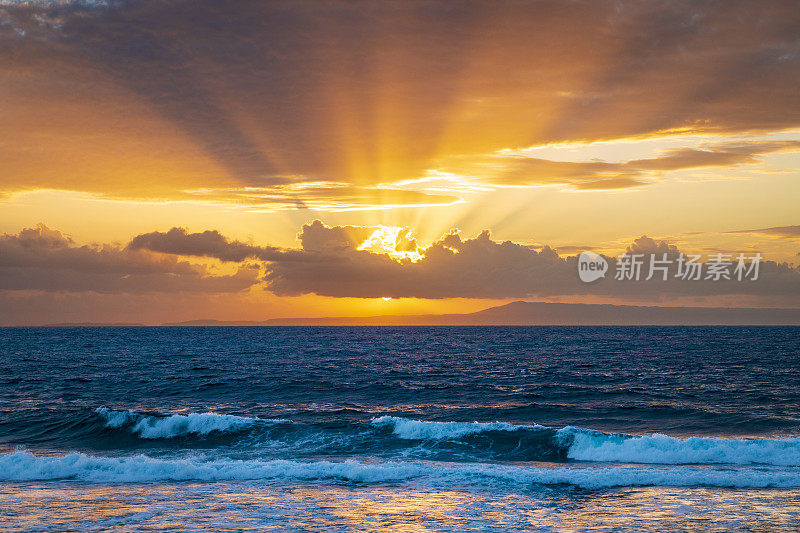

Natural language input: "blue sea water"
[1,326,799,531]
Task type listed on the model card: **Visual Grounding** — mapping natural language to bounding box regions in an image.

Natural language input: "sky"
[1,0,799,325]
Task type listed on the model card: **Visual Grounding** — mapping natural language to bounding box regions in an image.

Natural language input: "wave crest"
[94,408,278,439]
[559,427,800,466]
[371,416,547,440]
[370,417,800,466]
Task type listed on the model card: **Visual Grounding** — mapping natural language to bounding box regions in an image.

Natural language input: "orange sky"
[1,0,799,324]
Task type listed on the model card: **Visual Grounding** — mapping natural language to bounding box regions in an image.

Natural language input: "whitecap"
[559,426,800,466]
[95,408,284,439]
[371,416,547,440]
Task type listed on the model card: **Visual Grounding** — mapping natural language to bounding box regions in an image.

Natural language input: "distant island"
[42,322,146,327]
[39,301,800,327]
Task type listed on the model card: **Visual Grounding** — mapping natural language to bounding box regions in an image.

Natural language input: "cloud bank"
[124,221,800,304]
[0,224,257,293]
[2,221,799,326]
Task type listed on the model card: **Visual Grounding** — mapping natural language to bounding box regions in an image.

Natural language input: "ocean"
[1,326,799,531]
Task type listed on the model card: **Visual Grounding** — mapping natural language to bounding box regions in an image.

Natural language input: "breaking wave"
[371,417,800,467]
[559,427,800,467]
[94,408,284,439]
[371,416,547,440]
[6,411,799,467]
[1,451,799,489]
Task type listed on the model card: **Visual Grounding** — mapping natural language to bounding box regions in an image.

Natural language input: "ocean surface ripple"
[1,326,799,531]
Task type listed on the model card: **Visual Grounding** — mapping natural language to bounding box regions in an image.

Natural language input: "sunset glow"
[0,0,798,325]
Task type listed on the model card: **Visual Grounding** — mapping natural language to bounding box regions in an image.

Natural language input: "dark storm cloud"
[0,224,258,293]
[1,0,799,198]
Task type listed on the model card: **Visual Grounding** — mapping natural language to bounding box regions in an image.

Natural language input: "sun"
[357,225,424,261]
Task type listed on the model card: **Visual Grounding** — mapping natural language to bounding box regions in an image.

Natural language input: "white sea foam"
[371,416,546,440]
[94,408,281,439]
[560,427,800,466]
[1,451,799,489]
